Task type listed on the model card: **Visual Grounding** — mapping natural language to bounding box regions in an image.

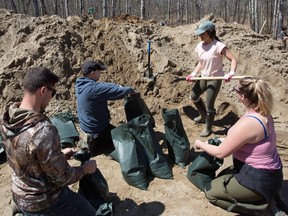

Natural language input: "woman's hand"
[194,139,203,151]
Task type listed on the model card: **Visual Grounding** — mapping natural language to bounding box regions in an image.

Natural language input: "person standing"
[194,77,283,214]
[0,67,97,215]
[279,26,288,50]
[186,20,238,137]
[75,60,135,156]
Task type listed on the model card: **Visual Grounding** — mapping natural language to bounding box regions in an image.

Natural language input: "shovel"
[171,75,247,84]
[143,40,155,81]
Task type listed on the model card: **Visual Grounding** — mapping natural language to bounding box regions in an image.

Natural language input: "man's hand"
[62,147,77,159]
[82,160,97,174]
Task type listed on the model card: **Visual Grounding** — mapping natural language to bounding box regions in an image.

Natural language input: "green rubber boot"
[193,99,206,123]
[200,112,215,137]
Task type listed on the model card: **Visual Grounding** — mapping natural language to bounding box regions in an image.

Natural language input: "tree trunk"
[52,0,58,15]
[39,0,46,15]
[167,0,171,23]
[272,0,279,39]
[141,0,145,19]
[112,0,116,18]
[33,0,39,16]
[185,0,188,24]
[278,0,284,37]
[10,0,17,12]
[79,0,84,14]
[103,0,107,17]
[64,0,69,18]
[125,0,129,14]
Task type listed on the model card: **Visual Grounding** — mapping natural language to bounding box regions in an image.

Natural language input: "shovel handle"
[172,76,248,83]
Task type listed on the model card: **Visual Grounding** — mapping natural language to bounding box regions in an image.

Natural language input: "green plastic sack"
[111,114,172,190]
[96,202,113,216]
[74,149,110,209]
[162,108,190,168]
[187,137,223,191]
[128,114,172,180]
[111,123,149,190]
[124,92,155,127]
[50,113,79,148]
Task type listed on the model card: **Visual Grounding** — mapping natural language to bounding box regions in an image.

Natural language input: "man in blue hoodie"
[75,60,135,156]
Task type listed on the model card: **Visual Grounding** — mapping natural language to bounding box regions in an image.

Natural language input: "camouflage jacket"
[0,103,84,212]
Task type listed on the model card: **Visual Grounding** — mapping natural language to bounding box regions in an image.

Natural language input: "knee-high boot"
[193,99,207,123]
[200,112,215,137]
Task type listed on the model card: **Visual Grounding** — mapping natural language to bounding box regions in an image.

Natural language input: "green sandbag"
[124,92,155,127]
[50,117,79,148]
[111,114,172,190]
[74,149,112,214]
[111,123,149,190]
[128,114,172,180]
[96,202,113,216]
[187,137,223,191]
[162,108,190,168]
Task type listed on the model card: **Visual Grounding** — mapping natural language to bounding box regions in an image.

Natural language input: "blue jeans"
[22,187,96,216]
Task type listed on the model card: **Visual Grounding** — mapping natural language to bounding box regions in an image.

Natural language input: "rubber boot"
[193,99,206,123]
[200,112,215,137]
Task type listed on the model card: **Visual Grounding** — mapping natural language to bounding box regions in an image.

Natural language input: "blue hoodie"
[75,77,134,134]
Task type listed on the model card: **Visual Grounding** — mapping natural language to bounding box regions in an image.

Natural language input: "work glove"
[224,70,235,82]
[186,72,197,82]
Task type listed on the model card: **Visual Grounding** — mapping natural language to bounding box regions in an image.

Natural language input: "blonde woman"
[194,77,283,214]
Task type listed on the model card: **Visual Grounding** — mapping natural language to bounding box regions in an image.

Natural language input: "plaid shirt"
[0,103,84,212]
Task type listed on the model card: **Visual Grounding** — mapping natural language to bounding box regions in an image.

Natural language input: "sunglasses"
[46,86,57,97]
[232,86,242,94]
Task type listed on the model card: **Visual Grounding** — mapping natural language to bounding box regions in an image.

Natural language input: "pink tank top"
[233,115,282,170]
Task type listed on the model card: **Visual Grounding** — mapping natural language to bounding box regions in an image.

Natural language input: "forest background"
[1,0,288,39]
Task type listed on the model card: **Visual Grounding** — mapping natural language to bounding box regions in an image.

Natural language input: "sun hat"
[82,60,107,74]
[195,20,215,35]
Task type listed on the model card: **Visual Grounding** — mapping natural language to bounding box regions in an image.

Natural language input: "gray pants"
[190,79,222,113]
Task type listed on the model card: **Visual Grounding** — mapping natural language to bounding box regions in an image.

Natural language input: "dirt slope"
[0,9,288,216]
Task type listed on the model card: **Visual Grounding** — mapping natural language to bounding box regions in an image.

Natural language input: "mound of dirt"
[0,9,287,216]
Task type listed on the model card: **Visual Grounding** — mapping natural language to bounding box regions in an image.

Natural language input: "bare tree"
[103,0,107,17]
[167,0,171,22]
[32,0,39,16]
[125,0,130,14]
[78,0,84,14]
[112,0,116,18]
[51,0,58,15]
[10,0,17,12]
[272,0,279,38]
[141,0,145,19]
[64,0,68,17]
[39,0,46,15]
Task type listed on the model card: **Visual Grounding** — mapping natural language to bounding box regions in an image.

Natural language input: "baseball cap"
[195,21,215,35]
[82,60,107,74]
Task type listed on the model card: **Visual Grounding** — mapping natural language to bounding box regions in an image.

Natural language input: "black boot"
[200,112,215,137]
[193,99,206,123]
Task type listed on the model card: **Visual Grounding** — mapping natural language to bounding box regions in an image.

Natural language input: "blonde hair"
[238,77,273,116]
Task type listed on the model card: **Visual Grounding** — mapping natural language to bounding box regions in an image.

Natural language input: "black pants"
[87,124,116,156]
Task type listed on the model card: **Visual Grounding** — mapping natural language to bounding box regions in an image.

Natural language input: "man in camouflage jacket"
[0,67,97,215]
